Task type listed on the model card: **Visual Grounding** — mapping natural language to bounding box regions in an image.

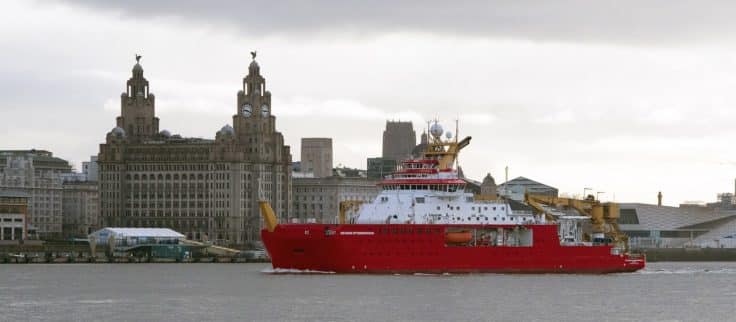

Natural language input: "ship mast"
[422,120,471,170]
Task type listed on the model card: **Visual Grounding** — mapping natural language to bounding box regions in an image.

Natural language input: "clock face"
[242,104,252,117]
[261,104,270,117]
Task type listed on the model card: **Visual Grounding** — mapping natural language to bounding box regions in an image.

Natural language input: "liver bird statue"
[135,54,142,63]
[250,51,257,60]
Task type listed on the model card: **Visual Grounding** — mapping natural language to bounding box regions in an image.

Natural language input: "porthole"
[502,217,506,221]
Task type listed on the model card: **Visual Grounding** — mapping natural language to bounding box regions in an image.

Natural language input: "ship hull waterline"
[261,224,645,274]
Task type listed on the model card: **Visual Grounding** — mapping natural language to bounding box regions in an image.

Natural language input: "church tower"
[117,55,159,142]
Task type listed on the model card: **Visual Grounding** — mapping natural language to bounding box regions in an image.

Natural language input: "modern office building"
[98,56,292,247]
[300,138,332,178]
[82,156,99,181]
[0,150,72,239]
[367,157,397,180]
[618,203,736,248]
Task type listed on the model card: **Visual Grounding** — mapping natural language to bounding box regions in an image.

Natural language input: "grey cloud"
[54,0,736,45]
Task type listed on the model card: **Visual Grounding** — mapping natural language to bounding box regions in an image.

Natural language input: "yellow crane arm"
[259,201,279,232]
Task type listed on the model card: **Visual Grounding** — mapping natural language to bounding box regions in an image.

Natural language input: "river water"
[1,262,734,322]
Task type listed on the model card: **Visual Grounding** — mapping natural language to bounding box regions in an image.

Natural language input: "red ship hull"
[261,223,645,274]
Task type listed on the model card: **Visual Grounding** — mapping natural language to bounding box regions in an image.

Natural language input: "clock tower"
[117,55,159,143]
[233,55,279,160]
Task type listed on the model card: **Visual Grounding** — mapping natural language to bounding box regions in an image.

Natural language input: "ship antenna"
[454,118,460,169]
[455,118,459,144]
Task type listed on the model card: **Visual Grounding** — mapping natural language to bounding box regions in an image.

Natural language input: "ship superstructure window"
[415,197,425,203]
[444,227,533,247]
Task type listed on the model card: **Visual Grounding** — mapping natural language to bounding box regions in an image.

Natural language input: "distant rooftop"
[89,227,185,239]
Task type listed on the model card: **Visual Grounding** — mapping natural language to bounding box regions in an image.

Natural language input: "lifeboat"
[445,230,472,243]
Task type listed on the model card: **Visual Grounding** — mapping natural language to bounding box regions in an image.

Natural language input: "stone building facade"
[480,173,497,197]
[382,121,416,161]
[293,176,379,223]
[0,150,72,239]
[0,192,28,241]
[62,180,99,238]
[300,138,332,178]
[98,57,292,247]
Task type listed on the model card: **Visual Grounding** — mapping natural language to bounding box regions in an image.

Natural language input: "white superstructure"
[352,121,544,226]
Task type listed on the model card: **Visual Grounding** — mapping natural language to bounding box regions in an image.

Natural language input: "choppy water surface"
[1,262,734,322]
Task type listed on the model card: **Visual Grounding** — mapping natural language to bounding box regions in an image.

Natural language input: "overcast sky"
[3,0,736,205]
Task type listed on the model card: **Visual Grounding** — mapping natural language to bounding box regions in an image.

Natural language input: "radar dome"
[429,122,443,138]
[160,130,171,137]
[445,131,453,140]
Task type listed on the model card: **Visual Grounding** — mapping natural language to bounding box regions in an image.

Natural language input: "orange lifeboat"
[445,230,472,244]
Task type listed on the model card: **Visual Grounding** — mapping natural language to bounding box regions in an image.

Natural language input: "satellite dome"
[219,124,234,136]
[445,131,453,140]
[429,122,443,138]
[111,126,126,137]
[160,130,171,137]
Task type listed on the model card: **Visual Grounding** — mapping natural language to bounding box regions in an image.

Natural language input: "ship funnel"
[258,201,279,232]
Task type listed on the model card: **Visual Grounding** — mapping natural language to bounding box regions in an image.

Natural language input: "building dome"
[482,173,496,186]
[249,60,259,70]
[111,126,126,137]
[132,63,143,73]
[219,124,235,136]
[160,130,171,137]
